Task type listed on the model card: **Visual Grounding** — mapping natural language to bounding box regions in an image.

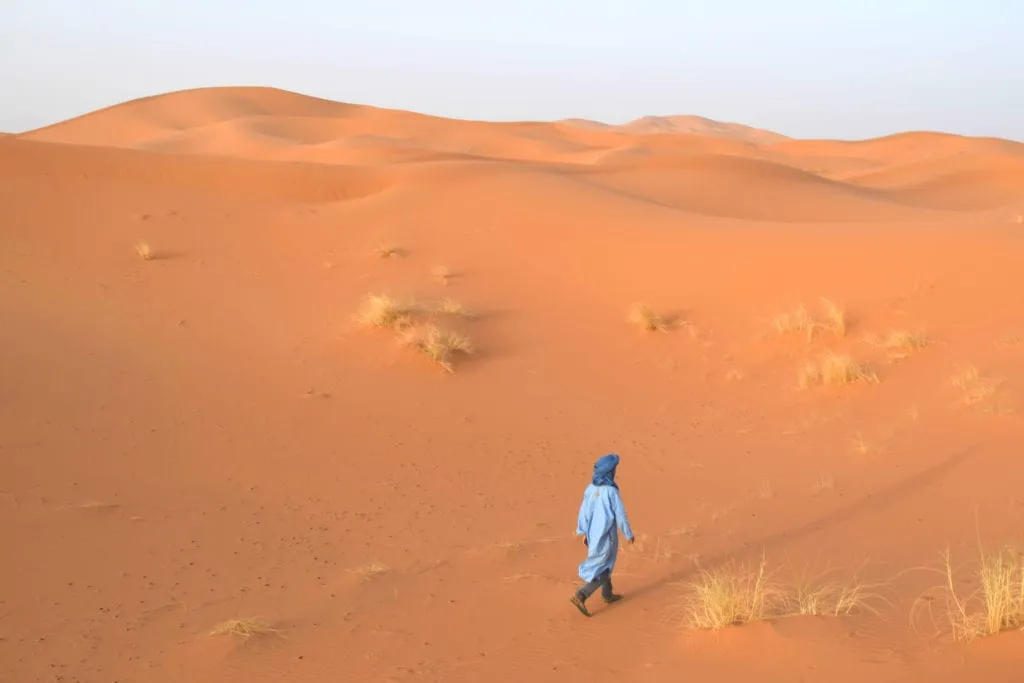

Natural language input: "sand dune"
[3,86,1024,683]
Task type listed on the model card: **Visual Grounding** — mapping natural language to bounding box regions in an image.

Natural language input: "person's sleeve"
[576,489,592,537]
[611,488,634,540]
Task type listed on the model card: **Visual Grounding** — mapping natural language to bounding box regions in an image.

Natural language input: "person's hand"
[582,536,589,547]
[628,536,636,545]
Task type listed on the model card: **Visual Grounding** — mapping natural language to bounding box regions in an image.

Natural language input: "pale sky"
[1,0,1021,140]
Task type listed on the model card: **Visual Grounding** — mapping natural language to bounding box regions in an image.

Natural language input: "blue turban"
[592,453,620,488]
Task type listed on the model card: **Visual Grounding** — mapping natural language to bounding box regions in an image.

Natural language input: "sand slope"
[3,87,1024,683]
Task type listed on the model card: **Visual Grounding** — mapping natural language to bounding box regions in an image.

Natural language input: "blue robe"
[576,483,634,582]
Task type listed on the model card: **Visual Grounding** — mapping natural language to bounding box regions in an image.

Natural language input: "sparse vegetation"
[790,566,883,617]
[681,555,880,630]
[349,562,390,580]
[799,353,877,388]
[772,304,815,339]
[628,303,668,332]
[134,240,153,260]
[812,473,835,495]
[915,544,1024,641]
[682,554,782,629]
[399,324,473,372]
[951,366,1001,406]
[431,265,451,284]
[434,298,473,318]
[375,243,401,258]
[209,617,280,639]
[772,298,848,340]
[819,298,847,338]
[354,293,418,330]
[871,329,929,358]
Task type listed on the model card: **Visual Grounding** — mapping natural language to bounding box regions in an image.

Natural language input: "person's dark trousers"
[576,568,613,601]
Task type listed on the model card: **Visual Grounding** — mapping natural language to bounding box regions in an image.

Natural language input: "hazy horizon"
[2,0,1022,141]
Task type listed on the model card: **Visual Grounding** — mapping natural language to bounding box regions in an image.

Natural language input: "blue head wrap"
[592,453,620,488]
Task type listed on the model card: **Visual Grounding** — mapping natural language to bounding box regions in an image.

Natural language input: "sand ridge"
[2,86,1024,683]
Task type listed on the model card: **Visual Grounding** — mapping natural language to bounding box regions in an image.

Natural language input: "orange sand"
[2,86,1024,682]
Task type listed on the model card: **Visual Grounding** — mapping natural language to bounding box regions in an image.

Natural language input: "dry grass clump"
[134,240,154,261]
[799,353,878,388]
[681,554,783,629]
[399,324,473,373]
[871,329,929,358]
[915,545,1024,641]
[819,298,847,338]
[790,566,884,617]
[209,617,280,639]
[772,298,847,340]
[772,304,815,339]
[431,265,451,284]
[374,243,401,258]
[681,555,881,630]
[355,294,418,330]
[951,366,1001,406]
[434,298,473,318]
[628,303,668,332]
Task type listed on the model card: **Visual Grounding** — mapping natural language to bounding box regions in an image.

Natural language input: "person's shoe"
[602,593,623,604]
[570,594,591,617]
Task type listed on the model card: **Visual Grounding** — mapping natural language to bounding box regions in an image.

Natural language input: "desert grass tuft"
[628,303,668,332]
[772,299,847,340]
[772,305,816,340]
[431,265,451,284]
[434,298,473,318]
[134,240,154,261]
[819,298,847,338]
[399,324,473,373]
[799,353,878,388]
[348,562,391,580]
[374,243,401,258]
[209,617,280,639]
[951,366,1001,406]
[680,553,784,629]
[872,329,929,358]
[915,545,1024,641]
[789,566,885,617]
[355,293,418,330]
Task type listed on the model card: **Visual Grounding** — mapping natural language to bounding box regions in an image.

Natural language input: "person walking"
[570,453,635,616]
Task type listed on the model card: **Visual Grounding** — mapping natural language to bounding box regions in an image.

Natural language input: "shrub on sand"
[819,298,847,338]
[134,240,154,261]
[209,617,279,638]
[916,545,1024,641]
[681,554,783,629]
[628,303,668,332]
[355,293,417,330]
[799,353,877,388]
[435,298,473,318]
[431,265,451,285]
[681,556,881,630]
[399,324,472,373]
[375,243,401,258]
[772,305,815,339]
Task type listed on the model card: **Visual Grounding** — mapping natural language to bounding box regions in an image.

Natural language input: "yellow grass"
[819,298,847,338]
[435,298,473,318]
[799,353,877,388]
[209,617,280,638]
[872,329,929,358]
[916,545,1024,641]
[628,303,667,332]
[355,293,417,330]
[348,562,390,580]
[681,554,783,629]
[134,240,153,260]
[681,555,881,630]
[431,265,451,285]
[375,243,401,258]
[790,566,884,617]
[772,305,815,339]
[399,324,473,372]
[951,366,1001,406]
